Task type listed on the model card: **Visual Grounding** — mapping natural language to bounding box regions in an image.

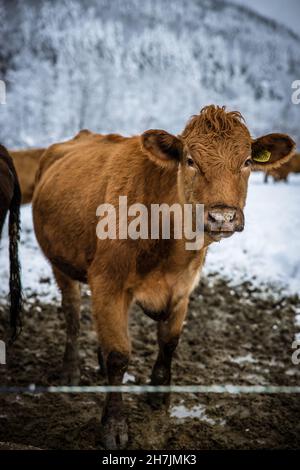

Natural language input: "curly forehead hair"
[180,106,252,171]
[181,105,250,140]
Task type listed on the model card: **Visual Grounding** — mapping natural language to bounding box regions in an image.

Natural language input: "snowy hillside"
[0,0,299,147]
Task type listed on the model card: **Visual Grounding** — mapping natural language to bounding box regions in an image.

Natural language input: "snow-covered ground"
[0,205,59,304]
[204,172,300,294]
[0,172,299,305]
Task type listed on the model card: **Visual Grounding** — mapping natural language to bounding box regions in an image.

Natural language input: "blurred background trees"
[0,0,299,147]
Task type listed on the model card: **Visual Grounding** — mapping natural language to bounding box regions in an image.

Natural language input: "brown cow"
[10,148,45,204]
[264,151,300,182]
[0,144,22,339]
[32,106,295,448]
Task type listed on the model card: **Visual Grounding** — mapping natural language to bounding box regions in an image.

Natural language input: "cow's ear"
[141,130,183,168]
[251,133,295,170]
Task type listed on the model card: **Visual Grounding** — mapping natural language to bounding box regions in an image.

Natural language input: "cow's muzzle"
[204,204,244,241]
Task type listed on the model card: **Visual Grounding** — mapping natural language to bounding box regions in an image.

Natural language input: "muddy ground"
[0,275,300,450]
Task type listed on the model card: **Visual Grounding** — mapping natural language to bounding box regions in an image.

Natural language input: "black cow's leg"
[101,350,129,449]
[90,276,131,449]
[151,334,179,388]
[149,297,189,408]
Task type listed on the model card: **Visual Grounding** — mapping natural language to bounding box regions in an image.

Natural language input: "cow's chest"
[133,258,202,319]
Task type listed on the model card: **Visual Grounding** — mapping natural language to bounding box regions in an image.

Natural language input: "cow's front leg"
[150,296,189,408]
[90,277,131,450]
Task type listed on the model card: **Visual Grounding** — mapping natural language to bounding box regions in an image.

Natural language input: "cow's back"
[33,130,141,274]
[36,130,131,184]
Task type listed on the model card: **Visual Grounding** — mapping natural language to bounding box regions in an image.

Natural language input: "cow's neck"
[140,158,180,206]
[136,158,210,266]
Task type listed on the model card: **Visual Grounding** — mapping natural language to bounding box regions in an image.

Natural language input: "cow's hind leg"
[150,297,188,408]
[53,266,81,385]
[90,275,131,449]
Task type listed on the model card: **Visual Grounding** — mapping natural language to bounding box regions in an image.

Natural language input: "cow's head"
[141,105,295,243]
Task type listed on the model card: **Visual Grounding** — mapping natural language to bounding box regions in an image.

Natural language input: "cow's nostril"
[208,209,237,225]
[208,211,225,223]
[224,211,236,223]
[208,212,217,223]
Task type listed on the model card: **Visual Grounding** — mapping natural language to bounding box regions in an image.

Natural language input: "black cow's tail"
[8,163,22,341]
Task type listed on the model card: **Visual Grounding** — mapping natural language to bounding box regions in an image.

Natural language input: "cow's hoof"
[61,364,80,385]
[101,417,128,449]
[147,392,170,410]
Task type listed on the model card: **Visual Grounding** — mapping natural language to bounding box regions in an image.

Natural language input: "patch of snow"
[295,333,300,342]
[0,205,58,304]
[243,373,268,385]
[230,354,257,364]
[294,307,300,327]
[285,369,299,376]
[122,372,136,384]
[170,404,225,426]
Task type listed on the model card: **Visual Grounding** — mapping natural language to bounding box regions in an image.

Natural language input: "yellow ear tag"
[253,150,271,162]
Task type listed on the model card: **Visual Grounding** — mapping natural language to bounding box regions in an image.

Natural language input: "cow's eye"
[244,158,252,168]
[187,157,194,167]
